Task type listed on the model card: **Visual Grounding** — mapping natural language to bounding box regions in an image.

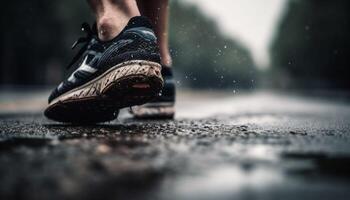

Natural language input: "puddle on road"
[220,144,280,162]
[161,145,283,199]
[0,135,58,151]
[161,165,284,199]
[282,152,350,179]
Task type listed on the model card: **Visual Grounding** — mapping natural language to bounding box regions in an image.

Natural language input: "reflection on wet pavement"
[0,91,350,199]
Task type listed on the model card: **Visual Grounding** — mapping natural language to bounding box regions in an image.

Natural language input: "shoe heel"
[101,60,164,108]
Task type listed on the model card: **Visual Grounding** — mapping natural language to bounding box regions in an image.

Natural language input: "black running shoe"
[45,16,164,123]
[130,66,175,119]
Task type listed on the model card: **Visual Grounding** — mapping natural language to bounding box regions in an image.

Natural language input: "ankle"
[93,0,141,41]
[97,16,129,41]
[161,53,172,67]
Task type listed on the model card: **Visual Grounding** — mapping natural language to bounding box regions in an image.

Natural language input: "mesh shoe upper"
[48,16,161,103]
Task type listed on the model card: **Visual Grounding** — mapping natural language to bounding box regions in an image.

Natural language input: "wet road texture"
[0,91,350,200]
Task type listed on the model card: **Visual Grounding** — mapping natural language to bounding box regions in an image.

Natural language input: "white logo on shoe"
[78,56,98,73]
[67,56,97,84]
[140,30,156,38]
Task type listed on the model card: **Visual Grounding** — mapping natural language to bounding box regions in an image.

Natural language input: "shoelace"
[66,23,94,69]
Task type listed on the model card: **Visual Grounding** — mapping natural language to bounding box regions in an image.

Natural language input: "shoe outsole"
[44,60,163,123]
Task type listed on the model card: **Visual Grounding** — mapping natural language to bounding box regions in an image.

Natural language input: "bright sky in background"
[182,0,288,69]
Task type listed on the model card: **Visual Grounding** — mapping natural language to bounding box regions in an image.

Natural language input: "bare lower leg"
[88,0,140,41]
[137,0,172,66]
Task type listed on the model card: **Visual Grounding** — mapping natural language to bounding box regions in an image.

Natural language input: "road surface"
[1,89,350,200]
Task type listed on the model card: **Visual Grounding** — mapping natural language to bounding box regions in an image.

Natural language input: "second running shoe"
[44,16,163,123]
[130,66,175,119]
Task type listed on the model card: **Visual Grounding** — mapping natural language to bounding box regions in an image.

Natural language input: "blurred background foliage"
[0,0,93,85]
[169,1,256,89]
[0,0,349,91]
[270,0,350,89]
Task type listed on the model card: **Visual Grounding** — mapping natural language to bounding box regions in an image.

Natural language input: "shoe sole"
[44,60,163,123]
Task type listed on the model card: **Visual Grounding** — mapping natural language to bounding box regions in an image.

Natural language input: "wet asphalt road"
[0,90,350,200]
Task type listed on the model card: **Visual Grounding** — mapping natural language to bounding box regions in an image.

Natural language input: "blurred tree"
[169,1,256,89]
[271,0,350,89]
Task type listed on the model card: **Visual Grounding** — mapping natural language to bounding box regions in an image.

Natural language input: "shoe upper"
[97,17,161,72]
[48,24,104,103]
[48,16,161,103]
